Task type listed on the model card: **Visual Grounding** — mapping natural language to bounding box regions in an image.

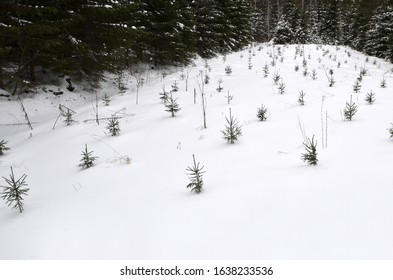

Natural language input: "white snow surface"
[0,44,393,260]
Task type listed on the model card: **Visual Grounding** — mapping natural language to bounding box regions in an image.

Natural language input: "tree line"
[0,0,392,93]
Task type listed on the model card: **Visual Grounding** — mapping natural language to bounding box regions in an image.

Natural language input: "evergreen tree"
[143,0,195,65]
[106,115,121,136]
[273,18,294,44]
[192,0,222,58]
[319,0,340,44]
[298,90,306,105]
[1,167,29,213]
[221,108,242,144]
[389,123,393,139]
[79,144,98,169]
[301,135,318,165]
[256,104,268,121]
[365,91,376,104]
[165,93,181,117]
[343,95,357,121]
[186,154,205,194]
[364,4,393,62]
[0,140,10,156]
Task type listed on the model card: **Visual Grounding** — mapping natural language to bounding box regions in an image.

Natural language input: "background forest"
[1,0,392,93]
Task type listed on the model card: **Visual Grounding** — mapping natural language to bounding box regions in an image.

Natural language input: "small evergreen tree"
[165,93,181,117]
[204,72,210,84]
[106,115,121,136]
[222,108,242,144]
[301,135,318,165]
[64,109,75,126]
[294,65,300,72]
[59,105,76,126]
[298,90,306,105]
[225,91,233,104]
[311,69,317,80]
[216,79,224,92]
[272,72,281,85]
[102,93,111,106]
[365,91,376,104]
[263,64,269,77]
[78,144,98,169]
[277,80,286,94]
[380,77,387,88]
[0,167,29,213]
[343,96,358,121]
[186,154,205,194]
[389,123,393,139]
[256,104,268,121]
[353,79,361,93]
[225,65,232,75]
[0,140,10,156]
[171,80,179,92]
[159,87,169,104]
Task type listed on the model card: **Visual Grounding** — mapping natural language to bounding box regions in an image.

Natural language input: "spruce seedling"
[263,64,269,77]
[78,144,98,169]
[64,109,75,126]
[221,108,242,144]
[186,154,205,194]
[225,65,232,75]
[311,69,317,80]
[165,93,181,117]
[1,167,29,213]
[159,86,169,104]
[102,93,111,106]
[301,135,318,165]
[256,105,268,121]
[216,79,224,93]
[272,72,280,85]
[343,95,357,121]
[0,140,10,156]
[353,79,361,93]
[380,77,387,88]
[106,115,121,136]
[277,79,286,94]
[171,80,179,92]
[298,90,306,105]
[365,91,376,104]
[389,123,393,139]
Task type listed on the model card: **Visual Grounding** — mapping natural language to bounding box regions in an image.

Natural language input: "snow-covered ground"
[0,44,392,259]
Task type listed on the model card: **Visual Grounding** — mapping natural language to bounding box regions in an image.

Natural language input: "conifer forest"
[1,0,393,92]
